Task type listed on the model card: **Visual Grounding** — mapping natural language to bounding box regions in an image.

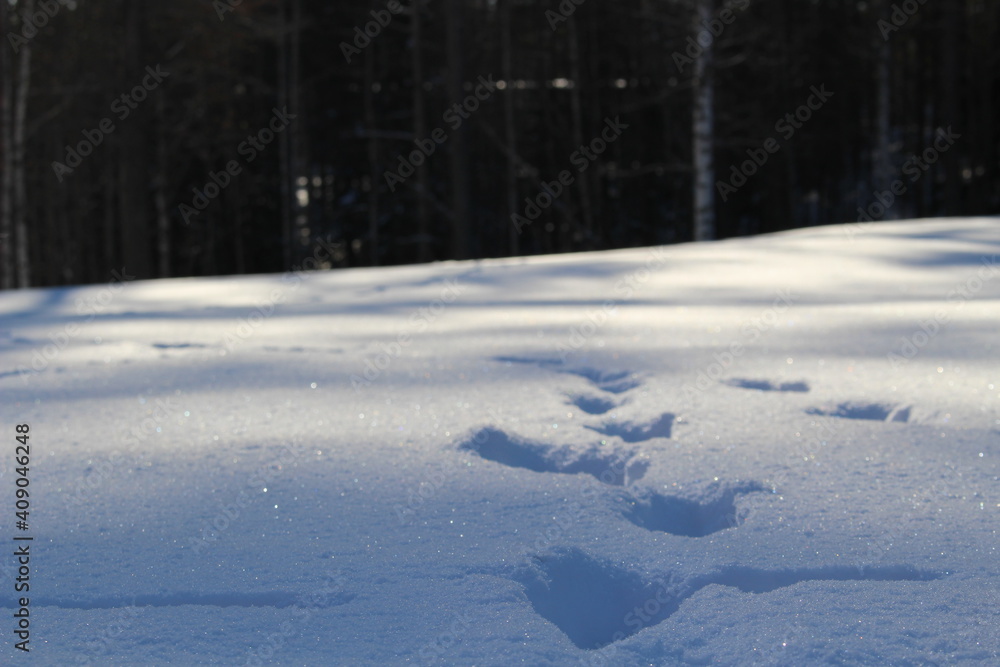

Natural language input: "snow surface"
[1,217,998,666]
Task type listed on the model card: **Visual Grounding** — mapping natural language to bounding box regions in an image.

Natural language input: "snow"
[1,217,998,665]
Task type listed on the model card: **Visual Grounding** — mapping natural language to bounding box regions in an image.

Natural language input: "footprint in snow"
[620,480,767,537]
[724,378,810,392]
[493,356,643,394]
[566,367,643,394]
[151,342,207,349]
[584,412,674,443]
[567,393,621,416]
[806,401,911,423]
[488,354,944,652]
[514,548,943,650]
[458,427,648,487]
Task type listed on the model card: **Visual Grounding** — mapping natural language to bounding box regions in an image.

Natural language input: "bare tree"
[0,0,13,289]
[276,0,303,269]
[940,0,960,214]
[445,0,470,259]
[692,0,715,241]
[364,35,380,266]
[153,92,171,277]
[117,0,152,279]
[9,0,36,286]
[501,0,518,256]
[412,0,430,262]
[568,16,593,244]
[873,1,893,216]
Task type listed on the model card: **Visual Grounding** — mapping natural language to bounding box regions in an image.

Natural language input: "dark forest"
[1,0,997,288]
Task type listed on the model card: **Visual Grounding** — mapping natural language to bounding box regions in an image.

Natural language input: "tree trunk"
[364,31,380,266]
[568,17,593,247]
[412,0,430,262]
[11,0,36,287]
[874,36,893,217]
[290,0,304,255]
[501,0,518,256]
[940,0,960,215]
[446,0,470,259]
[103,161,117,274]
[0,0,13,289]
[153,93,171,277]
[118,0,152,279]
[277,0,293,268]
[692,0,715,242]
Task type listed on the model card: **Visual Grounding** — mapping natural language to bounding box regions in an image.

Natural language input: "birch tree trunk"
[692,0,715,242]
[568,17,593,245]
[446,0,470,259]
[501,0,518,256]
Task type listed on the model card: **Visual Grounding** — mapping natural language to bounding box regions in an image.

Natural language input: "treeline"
[1,0,997,288]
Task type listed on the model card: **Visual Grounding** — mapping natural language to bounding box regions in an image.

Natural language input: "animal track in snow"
[515,548,943,650]
[585,413,674,443]
[459,428,648,487]
[151,342,207,350]
[806,402,911,422]
[261,345,344,354]
[621,481,766,537]
[493,356,643,394]
[567,368,642,394]
[724,378,810,392]
[567,394,620,415]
